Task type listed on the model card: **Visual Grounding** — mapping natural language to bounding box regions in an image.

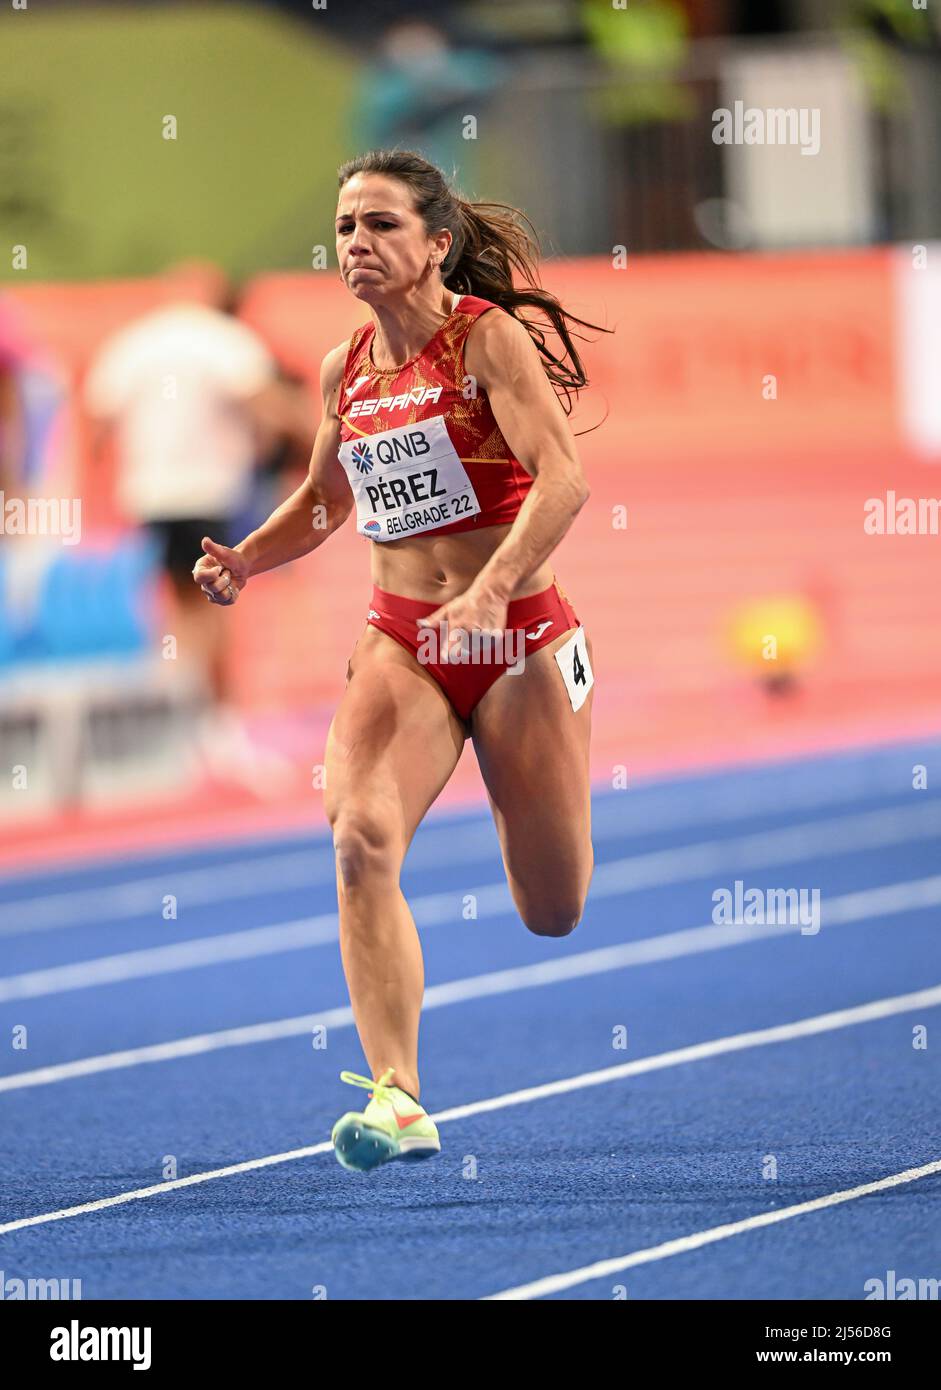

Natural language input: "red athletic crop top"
[336,294,534,542]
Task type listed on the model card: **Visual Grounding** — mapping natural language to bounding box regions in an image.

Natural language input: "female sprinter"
[192,150,605,1173]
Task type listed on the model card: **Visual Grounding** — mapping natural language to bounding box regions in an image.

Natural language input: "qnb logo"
[351,442,374,475]
[50,1321,152,1370]
[348,385,443,419]
[372,430,432,467]
[864,1270,940,1300]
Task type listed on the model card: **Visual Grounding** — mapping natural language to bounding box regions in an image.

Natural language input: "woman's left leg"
[470,628,595,937]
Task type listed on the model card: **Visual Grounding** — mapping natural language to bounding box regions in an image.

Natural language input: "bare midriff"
[370,522,554,604]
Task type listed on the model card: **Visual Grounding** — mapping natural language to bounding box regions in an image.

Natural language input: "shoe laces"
[339,1067,397,1105]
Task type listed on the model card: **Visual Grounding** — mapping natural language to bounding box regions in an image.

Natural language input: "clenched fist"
[192,537,250,606]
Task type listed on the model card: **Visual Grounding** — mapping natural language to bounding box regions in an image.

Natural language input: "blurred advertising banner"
[7,248,913,499]
[244,249,905,474]
[538,250,900,467]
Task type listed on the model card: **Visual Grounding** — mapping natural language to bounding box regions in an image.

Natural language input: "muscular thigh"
[470,628,594,909]
[325,624,467,854]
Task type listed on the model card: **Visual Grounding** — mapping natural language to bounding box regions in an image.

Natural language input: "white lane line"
[484,1159,941,1299]
[2,983,938,1237]
[0,878,937,1093]
[0,828,495,937]
[0,849,338,938]
[0,916,340,1002]
[3,795,938,937]
[0,882,508,1001]
[587,802,941,897]
[0,1141,337,1236]
[0,1002,355,1093]
[4,801,941,1000]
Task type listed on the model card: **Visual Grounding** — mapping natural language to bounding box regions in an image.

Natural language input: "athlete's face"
[336,174,450,303]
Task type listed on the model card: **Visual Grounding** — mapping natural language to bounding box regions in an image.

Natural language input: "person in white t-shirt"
[84,287,287,787]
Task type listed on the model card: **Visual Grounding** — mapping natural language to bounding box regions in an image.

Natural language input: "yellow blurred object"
[727,597,824,678]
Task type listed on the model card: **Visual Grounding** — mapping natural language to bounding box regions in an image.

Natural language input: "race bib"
[554,626,594,712]
[338,415,481,542]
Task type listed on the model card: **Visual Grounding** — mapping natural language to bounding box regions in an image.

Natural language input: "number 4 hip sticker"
[554,626,594,712]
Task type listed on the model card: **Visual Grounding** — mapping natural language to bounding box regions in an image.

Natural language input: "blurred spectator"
[354,20,503,175]
[233,367,319,538]
[82,274,300,791]
[0,294,68,502]
[0,308,27,500]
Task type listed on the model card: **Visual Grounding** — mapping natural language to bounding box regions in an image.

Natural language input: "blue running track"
[0,740,939,1299]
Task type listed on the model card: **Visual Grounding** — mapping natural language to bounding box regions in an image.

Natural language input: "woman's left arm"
[467,309,589,599]
[418,310,589,630]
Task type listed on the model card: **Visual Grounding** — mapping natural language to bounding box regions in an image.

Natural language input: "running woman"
[192,150,607,1173]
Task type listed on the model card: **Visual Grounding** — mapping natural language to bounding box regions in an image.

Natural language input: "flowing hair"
[337,149,612,422]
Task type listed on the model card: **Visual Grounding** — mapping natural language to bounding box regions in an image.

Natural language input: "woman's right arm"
[236,343,352,577]
[194,344,352,602]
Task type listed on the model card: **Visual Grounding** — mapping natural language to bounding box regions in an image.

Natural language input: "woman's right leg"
[324,624,467,1101]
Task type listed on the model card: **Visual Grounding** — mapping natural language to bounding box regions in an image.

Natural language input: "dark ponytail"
[337,149,612,419]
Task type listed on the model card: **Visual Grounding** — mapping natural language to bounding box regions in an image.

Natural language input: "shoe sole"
[332,1119,440,1173]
